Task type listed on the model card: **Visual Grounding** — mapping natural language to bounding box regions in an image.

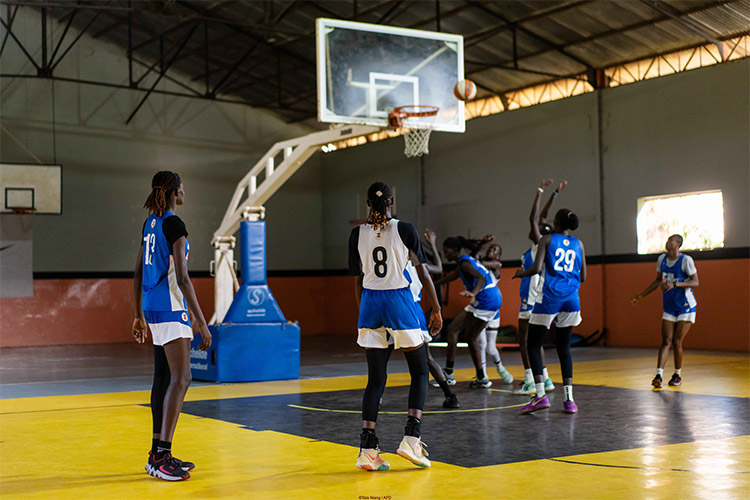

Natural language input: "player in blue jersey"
[478,244,514,384]
[515,179,566,395]
[436,236,503,388]
[514,207,585,414]
[631,234,699,388]
[132,171,211,481]
[349,182,442,471]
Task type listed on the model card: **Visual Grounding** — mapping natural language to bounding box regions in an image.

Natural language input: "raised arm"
[540,180,567,223]
[422,228,443,274]
[529,179,554,244]
[172,237,211,350]
[579,239,587,283]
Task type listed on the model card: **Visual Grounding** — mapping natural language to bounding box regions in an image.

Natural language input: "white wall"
[0,7,323,272]
[319,58,749,267]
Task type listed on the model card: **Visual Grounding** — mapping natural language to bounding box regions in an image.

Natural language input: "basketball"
[454,79,477,101]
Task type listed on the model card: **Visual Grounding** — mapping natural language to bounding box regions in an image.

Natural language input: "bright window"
[636,190,724,254]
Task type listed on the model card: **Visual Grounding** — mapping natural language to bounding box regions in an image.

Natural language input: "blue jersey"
[542,233,582,298]
[141,211,189,312]
[519,248,534,299]
[458,255,500,305]
[660,254,697,313]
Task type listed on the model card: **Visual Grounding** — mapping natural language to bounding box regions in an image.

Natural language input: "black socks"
[405,416,421,437]
[156,440,172,460]
[360,428,378,449]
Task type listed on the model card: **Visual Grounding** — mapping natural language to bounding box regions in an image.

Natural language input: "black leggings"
[362,344,428,422]
[151,345,170,434]
[528,324,573,380]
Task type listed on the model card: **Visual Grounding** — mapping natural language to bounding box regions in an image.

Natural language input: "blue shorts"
[358,288,427,349]
[530,292,582,329]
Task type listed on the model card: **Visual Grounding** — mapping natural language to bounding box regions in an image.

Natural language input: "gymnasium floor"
[1,337,748,500]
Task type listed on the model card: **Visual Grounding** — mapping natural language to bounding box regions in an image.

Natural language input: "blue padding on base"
[223,284,287,323]
[190,322,300,383]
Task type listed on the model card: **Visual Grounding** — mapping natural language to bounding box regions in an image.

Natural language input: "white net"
[402,126,434,157]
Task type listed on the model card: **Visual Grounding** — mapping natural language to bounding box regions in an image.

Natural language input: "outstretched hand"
[557,180,568,192]
[481,234,495,243]
[424,228,437,245]
[540,178,553,189]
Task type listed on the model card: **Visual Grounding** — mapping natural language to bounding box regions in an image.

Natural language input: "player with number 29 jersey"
[531,232,583,329]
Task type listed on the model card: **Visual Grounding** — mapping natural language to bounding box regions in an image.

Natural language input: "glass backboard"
[316,18,465,133]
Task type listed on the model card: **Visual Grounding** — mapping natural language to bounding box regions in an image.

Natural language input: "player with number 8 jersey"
[349,182,442,472]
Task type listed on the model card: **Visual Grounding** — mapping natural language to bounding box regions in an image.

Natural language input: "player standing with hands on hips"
[132,171,212,481]
[349,182,442,471]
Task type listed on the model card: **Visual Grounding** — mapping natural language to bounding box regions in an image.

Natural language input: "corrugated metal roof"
[17,0,750,126]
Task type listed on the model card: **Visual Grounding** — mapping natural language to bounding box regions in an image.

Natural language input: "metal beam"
[468,0,595,71]
[640,0,726,60]
[48,10,102,72]
[0,4,18,58]
[48,6,77,69]
[126,23,198,124]
[0,13,40,70]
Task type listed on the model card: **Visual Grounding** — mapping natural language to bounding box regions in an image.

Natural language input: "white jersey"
[405,261,423,302]
[350,219,425,290]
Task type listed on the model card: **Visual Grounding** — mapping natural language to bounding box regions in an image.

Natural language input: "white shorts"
[145,310,193,346]
[518,310,532,320]
[529,311,582,329]
[465,304,497,323]
[662,312,696,323]
[358,327,425,350]
[487,315,500,329]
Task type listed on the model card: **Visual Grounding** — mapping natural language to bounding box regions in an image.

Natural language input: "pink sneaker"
[521,395,550,414]
[563,400,578,414]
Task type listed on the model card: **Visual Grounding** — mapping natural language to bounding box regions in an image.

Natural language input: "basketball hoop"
[388,105,439,158]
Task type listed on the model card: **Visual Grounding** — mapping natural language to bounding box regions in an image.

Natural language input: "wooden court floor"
[0,340,748,500]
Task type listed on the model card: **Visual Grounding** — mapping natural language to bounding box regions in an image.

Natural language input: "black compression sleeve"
[348,226,362,276]
[162,215,188,247]
[398,221,426,263]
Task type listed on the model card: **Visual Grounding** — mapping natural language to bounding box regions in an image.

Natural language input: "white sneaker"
[497,365,514,384]
[356,447,390,471]
[396,436,431,468]
[514,380,536,395]
[444,371,456,385]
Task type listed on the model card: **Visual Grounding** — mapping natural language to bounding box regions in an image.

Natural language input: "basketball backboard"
[316,18,465,133]
[0,164,61,214]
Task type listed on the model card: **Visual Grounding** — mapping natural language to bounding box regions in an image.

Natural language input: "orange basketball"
[454,79,477,101]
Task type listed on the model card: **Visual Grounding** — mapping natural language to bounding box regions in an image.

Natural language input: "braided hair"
[443,236,486,257]
[144,171,181,217]
[366,181,393,231]
[554,208,579,231]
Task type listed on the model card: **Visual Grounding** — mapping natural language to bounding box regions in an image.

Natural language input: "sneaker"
[444,371,456,386]
[429,379,440,387]
[469,376,492,389]
[668,373,682,386]
[497,365,514,384]
[652,374,663,388]
[544,378,555,391]
[396,436,430,468]
[514,380,536,395]
[442,394,459,408]
[146,451,195,475]
[563,400,578,414]
[356,447,390,471]
[149,453,191,481]
[521,394,550,414]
